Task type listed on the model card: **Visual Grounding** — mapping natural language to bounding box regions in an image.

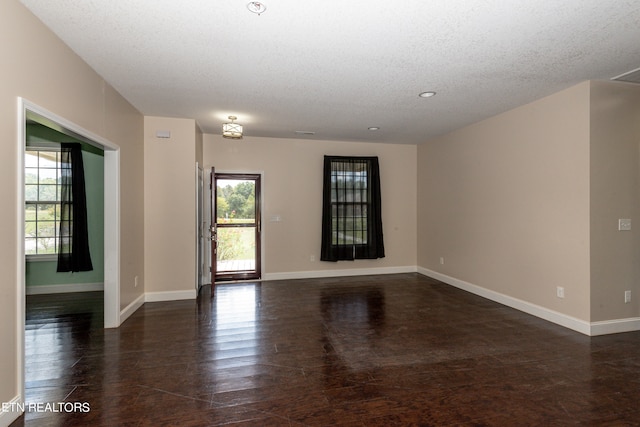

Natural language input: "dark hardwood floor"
[12,273,640,426]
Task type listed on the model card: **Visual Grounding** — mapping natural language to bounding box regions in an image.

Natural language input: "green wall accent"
[25,123,105,287]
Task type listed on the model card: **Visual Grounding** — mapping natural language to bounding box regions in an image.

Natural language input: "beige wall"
[144,117,198,294]
[203,135,417,276]
[590,81,640,321]
[111,88,146,312]
[1,0,144,418]
[418,80,640,325]
[418,82,592,321]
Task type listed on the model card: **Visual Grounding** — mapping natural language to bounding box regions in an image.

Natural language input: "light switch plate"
[618,219,632,231]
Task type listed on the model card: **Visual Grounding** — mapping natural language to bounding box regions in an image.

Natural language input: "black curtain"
[57,143,93,272]
[321,156,385,262]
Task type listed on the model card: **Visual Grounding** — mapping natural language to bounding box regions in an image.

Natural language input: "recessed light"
[295,130,315,135]
[368,127,380,131]
[418,91,436,98]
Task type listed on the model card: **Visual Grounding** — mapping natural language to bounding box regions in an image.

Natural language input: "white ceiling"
[19,0,640,145]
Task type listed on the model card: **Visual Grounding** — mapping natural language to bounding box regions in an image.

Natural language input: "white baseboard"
[263,266,417,281]
[120,293,145,324]
[590,317,640,336]
[145,289,197,303]
[119,290,196,324]
[418,267,593,336]
[418,267,640,336]
[26,282,104,295]
[0,395,23,427]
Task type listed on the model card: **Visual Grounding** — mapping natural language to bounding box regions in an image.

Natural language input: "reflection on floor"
[12,274,640,426]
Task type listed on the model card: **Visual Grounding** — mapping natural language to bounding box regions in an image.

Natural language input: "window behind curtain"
[321,156,385,261]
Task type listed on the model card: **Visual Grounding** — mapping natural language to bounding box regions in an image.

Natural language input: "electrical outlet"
[440,257,445,265]
[557,286,565,298]
[135,276,139,288]
[310,254,315,262]
[625,290,631,303]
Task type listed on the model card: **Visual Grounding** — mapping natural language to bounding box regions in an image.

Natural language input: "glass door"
[214,173,261,281]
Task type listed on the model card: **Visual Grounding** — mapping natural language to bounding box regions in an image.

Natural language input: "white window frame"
[24,146,63,262]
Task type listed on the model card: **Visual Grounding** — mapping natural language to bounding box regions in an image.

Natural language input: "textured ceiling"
[19,0,640,144]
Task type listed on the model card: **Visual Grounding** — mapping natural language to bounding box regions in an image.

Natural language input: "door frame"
[210,170,264,283]
[17,98,121,406]
[196,163,204,292]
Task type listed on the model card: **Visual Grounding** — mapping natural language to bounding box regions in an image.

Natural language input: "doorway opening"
[212,173,262,281]
[17,99,121,404]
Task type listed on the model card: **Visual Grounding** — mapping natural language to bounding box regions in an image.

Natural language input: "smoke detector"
[247,2,266,15]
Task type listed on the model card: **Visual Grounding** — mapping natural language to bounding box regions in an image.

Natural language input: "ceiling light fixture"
[222,116,243,139]
[418,91,437,98]
[368,127,380,131]
[247,2,267,15]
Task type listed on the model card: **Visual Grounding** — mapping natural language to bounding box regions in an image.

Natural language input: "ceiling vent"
[612,67,640,84]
